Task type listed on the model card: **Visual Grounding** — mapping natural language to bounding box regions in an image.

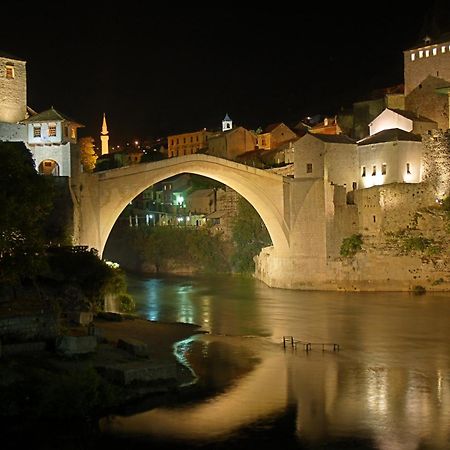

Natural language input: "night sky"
[2,1,449,145]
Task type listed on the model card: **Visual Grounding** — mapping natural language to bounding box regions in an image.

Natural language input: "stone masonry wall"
[0,313,58,344]
[0,58,26,123]
[421,129,450,197]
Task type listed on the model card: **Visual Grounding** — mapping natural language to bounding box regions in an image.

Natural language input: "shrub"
[117,293,136,313]
[402,236,441,255]
[441,196,450,212]
[413,285,426,294]
[340,234,363,257]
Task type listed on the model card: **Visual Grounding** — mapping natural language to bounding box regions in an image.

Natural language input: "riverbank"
[1,314,206,429]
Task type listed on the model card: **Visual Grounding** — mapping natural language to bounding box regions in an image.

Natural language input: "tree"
[0,142,54,286]
[79,136,98,172]
[231,197,272,272]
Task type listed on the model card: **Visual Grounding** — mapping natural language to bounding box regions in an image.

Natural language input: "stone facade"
[207,126,257,160]
[257,123,297,150]
[0,122,26,141]
[294,133,358,191]
[404,39,450,95]
[0,313,58,344]
[406,76,450,131]
[0,54,26,123]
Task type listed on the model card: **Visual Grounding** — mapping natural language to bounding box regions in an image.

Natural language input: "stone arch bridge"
[75,154,348,289]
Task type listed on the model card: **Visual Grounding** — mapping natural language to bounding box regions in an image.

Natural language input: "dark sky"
[2,1,449,145]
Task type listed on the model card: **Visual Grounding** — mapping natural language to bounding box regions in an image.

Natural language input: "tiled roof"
[357,128,422,145]
[21,107,83,126]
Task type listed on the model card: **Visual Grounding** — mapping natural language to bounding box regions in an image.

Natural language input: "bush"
[340,234,363,257]
[402,236,441,255]
[413,285,426,295]
[441,196,450,212]
[117,293,136,313]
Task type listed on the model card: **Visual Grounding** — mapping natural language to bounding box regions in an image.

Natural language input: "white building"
[21,107,83,176]
[294,133,358,191]
[0,51,83,177]
[357,129,424,189]
[369,108,437,136]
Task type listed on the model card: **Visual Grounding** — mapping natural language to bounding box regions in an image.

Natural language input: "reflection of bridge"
[75,154,351,289]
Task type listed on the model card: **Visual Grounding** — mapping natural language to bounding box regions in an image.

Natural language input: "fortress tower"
[101,113,109,155]
[403,34,450,95]
[0,51,27,123]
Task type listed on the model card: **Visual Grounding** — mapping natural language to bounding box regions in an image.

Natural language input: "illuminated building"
[257,123,297,150]
[167,129,213,158]
[100,113,109,155]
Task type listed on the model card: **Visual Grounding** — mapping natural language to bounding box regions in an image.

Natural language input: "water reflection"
[110,274,450,449]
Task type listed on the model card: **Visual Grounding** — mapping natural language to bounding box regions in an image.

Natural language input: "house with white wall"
[357,128,424,189]
[369,108,437,136]
[21,107,83,176]
[294,133,358,191]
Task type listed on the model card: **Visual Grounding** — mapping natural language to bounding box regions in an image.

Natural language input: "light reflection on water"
[103,274,450,449]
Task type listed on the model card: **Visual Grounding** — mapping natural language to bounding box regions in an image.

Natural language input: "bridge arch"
[79,155,290,257]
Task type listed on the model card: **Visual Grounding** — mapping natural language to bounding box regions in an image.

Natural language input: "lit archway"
[79,155,290,257]
[38,159,59,176]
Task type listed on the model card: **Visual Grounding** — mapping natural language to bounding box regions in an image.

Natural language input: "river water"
[101,273,450,450]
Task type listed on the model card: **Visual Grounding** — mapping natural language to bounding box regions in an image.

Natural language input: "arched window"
[38,159,60,176]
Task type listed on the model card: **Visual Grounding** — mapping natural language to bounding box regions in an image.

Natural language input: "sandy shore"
[94,315,204,363]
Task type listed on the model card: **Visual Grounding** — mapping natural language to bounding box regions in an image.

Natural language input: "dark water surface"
[100,273,450,450]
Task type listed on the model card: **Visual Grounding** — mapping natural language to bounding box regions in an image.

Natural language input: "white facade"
[369,109,412,136]
[358,140,423,189]
[31,143,72,177]
[294,133,358,191]
[222,114,233,132]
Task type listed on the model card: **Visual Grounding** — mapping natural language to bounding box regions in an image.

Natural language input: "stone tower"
[101,113,109,155]
[0,51,27,123]
[222,113,233,132]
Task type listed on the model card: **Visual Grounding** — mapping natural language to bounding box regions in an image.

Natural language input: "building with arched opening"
[0,51,83,177]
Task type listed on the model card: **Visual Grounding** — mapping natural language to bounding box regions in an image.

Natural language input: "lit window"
[372,165,376,176]
[361,166,366,177]
[433,47,437,56]
[306,163,313,173]
[5,64,14,79]
[70,128,76,139]
[425,49,430,57]
[419,50,423,58]
[48,124,57,137]
[406,163,411,174]
[442,46,446,53]
[33,126,41,137]
[411,53,415,61]
[382,163,387,175]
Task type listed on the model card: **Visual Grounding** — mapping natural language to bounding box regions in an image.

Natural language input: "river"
[100,273,450,450]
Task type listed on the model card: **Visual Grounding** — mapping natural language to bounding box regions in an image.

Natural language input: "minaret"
[222,113,233,132]
[101,113,109,155]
